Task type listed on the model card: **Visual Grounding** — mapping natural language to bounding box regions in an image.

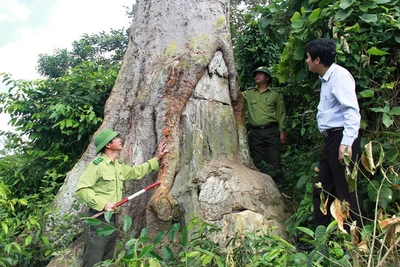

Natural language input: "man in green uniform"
[242,67,287,185]
[76,128,168,267]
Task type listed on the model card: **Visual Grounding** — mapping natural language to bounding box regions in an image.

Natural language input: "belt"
[322,127,344,138]
[250,123,278,130]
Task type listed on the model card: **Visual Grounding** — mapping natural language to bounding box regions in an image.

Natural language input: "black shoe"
[296,243,314,252]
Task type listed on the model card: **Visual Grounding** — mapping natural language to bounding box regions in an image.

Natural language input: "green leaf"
[11,242,22,253]
[42,236,50,247]
[290,12,304,29]
[359,89,374,98]
[367,47,389,56]
[296,226,314,238]
[139,244,153,258]
[180,226,188,246]
[84,218,102,226]
[339,0,355,10]
[141,227,149,238]
[376,0,391,3]
[148,251,164,261]
[96,225,115,237]
[2,222,8,235]
[382,113,393,128]
[294,46,305,60]
[292,20,304,29]
[389,107,400,116]
[385,148,399,161]
[170,223,180,241]
[360,14,378,23]
[371,101,390,113]
[123,216,132,232]
[153,230,167,245]
[202,255,213,265]
[186,251,201,258]
[344,23,360,33]
[25,235,32,246]
[378,186,393,209]
[162,246,175,261]
[104,210,113,223]
[308,8,321,24]
[367,180,379,202]
[335,8,353,21]
[65,118,73,127]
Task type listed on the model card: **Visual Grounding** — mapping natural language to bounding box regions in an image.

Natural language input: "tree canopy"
[0,0,399,265]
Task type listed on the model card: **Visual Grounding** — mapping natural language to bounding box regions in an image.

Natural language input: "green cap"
[252,66,272,78]
[94,129,119,154]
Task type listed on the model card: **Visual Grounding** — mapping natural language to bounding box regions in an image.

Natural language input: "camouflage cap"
[94,129,119,154]
[252,66,272,78]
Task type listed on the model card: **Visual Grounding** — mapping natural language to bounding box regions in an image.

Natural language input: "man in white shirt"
[305,38,363,234]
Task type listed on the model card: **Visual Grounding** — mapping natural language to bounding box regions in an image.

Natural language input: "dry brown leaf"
[390,182,400,190]
[361,153,374,174]
[350,221,359,245]
[379,217,400,229]
[330,199,348,234]
[358,239,369,253]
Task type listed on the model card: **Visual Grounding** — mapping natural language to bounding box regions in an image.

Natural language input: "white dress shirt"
[317,63,360,146]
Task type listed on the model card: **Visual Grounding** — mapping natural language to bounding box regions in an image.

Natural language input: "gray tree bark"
[48,1,288,265]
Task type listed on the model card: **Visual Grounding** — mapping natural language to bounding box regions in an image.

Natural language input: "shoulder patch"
[93,157,104,165]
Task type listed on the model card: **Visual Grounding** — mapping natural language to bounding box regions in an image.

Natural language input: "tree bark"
[48,0,288,265]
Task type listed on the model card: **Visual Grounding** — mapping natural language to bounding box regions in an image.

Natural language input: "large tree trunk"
[48,0,288,265]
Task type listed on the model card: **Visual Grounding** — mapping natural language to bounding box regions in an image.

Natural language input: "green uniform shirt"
[242,87,287,132]
[76,154,159,211]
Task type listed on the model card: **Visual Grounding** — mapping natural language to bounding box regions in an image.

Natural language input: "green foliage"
[0,29,126,266]
[37,29,128,78]
[278,0,400,134]
[0,60,117,199]
[0,179,57,266]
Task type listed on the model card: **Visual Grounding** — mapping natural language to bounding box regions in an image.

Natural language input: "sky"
[0,0,134,133]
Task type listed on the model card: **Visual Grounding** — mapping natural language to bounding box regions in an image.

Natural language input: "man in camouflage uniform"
[76,129,168,267]
[242,67,287,185]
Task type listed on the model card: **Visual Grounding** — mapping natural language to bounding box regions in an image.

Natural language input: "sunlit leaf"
[359,89,374,98]
[2,222,8,235]
[42,236,50,247]
[202,255,213,265]
[367,47,389,56]
[308,8,321,24]
[25,235,32,246]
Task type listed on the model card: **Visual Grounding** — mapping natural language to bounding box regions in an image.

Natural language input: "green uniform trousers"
[83,209,117,267]
[248,125,283,184]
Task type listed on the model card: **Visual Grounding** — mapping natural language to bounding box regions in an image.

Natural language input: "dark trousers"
[313,131,363,231]
[248,125,283,184]
[83,209,117,267]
